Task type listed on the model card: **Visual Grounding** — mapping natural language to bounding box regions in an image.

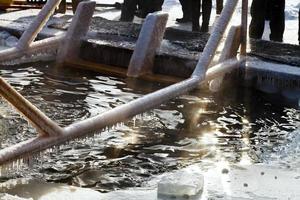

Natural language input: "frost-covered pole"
[192,0,239,78]
[0,36,63,62]
[0,0,64,62]
[127,12,169,77]
[0,77,64,137]
[17,0,63,50]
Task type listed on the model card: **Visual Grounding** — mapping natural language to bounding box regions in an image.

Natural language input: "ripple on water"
[0,62,299,192]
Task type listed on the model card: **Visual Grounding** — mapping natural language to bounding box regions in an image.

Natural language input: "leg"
[201,0,212,32]
[177,0,192,22]
[137,0,149,18]
[148,0,164,13]
[216,0,223,15]
[192,0,201,31]
[265,0,271,20]
[269,0,285,42]
[157,0,164,11]
[120,0,138,21]
[249,0,267,39]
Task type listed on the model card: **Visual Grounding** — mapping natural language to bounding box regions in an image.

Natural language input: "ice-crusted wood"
[56,1,96,64]
[127,12,168,77]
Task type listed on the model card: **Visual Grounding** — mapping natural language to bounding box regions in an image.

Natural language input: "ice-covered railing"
[0,0,65,64]
[0,0,247,164]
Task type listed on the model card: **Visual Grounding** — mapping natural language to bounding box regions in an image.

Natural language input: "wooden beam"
[56,1,95,64]
[127,12,168,77]
[65,59,184,84]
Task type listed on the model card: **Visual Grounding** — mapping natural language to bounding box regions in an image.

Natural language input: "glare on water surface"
[0,61,299,192]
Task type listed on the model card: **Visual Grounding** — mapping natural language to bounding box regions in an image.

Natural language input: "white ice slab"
[157,170,204,197]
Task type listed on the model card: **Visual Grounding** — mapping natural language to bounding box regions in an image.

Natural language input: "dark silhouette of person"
[120,0,164,22]
[176,0,192,23]
[249,0,285,42]
[216,0,223,15]
[298,8,300,45]
[192,0,212,32]
[120,0,139,22]
[137,0,164,18]
[177,0,221,24]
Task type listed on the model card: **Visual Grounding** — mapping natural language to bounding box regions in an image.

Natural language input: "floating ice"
[0,31,10,39]
[209,78,222,92]
[5,36,18,47]
[0,31,13,47]
[157,170,204,198]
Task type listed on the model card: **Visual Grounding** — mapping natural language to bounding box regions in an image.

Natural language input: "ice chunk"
[127,12,168,77]
[0,31,10,40]
[0,31,11,46]
[157,170,204,197]
[209,78,222,92]
[5,36,18,47]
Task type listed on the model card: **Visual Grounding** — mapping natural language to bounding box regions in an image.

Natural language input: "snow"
[94,0,299,45]
[2,162,299,200]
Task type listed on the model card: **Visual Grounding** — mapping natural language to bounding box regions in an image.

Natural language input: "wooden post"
[127,12,168,77]
[56,1,96,64]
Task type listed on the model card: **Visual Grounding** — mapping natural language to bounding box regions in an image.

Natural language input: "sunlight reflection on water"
[0,61,299,192]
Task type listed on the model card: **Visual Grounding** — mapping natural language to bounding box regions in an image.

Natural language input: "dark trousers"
[216,0,223,14]
[192,0,212,31]
[141,0,164,17]
[179,0,192,19]
[120,0,164,21]
[120,0,139,21]
[249,0,285,42]
[298,8,300,44]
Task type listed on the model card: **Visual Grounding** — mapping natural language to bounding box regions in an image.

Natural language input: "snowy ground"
[95,0,300,45]
[1,162,299,200]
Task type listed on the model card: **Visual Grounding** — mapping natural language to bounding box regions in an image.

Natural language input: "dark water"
[0,62,299,192]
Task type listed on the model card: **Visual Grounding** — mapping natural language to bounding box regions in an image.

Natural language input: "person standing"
[249,0,285,42]
[177,0,192,23]
[120,0,164,22]
[298,8,300,45]
[192,0,212,32]
[216,0,223,14]
[120,0,139,22]
[139,0,164,18]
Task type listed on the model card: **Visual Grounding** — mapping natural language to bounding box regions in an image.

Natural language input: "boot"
[200,22,209,32]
